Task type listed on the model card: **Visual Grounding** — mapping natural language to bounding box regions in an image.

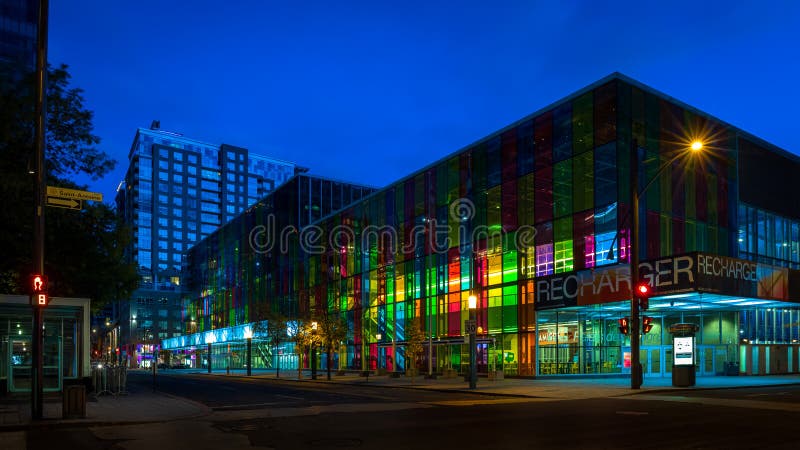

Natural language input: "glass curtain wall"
[186,77,741,377]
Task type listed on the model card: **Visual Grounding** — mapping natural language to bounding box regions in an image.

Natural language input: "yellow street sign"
[47,196,82,210]
[46,186,103,202]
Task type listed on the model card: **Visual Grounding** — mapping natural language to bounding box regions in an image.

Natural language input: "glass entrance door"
[641,346,664,377]
[697,345,716,376]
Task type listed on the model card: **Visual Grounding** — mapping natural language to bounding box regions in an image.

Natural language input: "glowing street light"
[467,294,478,389]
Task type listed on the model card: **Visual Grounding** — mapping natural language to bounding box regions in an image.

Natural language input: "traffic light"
[635,282,651,311]
[31,274,47,293]
[642,316,653,334]
[618,317,629,335]
[30,274,49,307]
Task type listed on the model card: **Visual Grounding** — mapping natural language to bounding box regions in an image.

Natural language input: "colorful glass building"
[166,73,800,378]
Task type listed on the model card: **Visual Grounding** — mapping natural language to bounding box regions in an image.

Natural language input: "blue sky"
[48,0,800,201]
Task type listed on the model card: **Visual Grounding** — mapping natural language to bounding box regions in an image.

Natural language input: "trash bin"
[63,384,86,419]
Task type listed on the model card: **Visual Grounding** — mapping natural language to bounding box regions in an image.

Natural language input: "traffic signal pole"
[32,0,49,420]
[630,138,642,390]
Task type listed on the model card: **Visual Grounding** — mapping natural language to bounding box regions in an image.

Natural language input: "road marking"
[276,394,304,400]
[212,402,282,411]
[745,392,788,397]
[616,410,649,416]
[424,398,549,407]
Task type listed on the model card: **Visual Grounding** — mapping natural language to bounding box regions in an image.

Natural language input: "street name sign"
[46,186,103,202]
[46,196,81,210]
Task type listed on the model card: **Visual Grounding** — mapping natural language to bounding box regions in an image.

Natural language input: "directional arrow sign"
[46,186,103,202]
[47,196,82,210]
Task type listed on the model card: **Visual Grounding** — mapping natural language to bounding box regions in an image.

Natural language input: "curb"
[194,372,536,399]
[192,371,800,400]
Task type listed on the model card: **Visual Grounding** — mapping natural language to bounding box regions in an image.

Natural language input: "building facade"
[167,74,800,378]
[164,174,376,369]
[0,0,37,74]
[114,122,301,367]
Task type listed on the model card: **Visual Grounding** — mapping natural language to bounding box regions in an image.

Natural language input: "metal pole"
[311,343,317,380]
[427,295,433,377]
[31,0,49,421]
[246,337,252,376]
[469,308,477,389]
[152,347,157,392]
[207,342,212,373]
[630,138,642,389]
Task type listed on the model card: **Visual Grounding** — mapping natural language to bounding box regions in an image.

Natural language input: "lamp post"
[616,138,704,389]
[467,294,477,389]
[244,328,253,376]
[376,333,382,371]
[311,321,318,380]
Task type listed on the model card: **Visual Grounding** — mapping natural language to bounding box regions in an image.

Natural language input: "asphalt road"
[17,374,800,450]
[126,371,507,409]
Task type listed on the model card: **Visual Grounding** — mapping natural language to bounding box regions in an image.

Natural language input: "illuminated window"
[554,240,573,273]
[535,244,553,276]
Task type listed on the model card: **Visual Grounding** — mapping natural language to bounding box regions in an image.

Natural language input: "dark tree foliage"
[0,62,138,311]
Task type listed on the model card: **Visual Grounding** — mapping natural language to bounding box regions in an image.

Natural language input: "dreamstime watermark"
[248,198,537,256]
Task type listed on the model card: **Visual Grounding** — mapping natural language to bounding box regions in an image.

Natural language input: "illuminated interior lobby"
[164,73,800,378]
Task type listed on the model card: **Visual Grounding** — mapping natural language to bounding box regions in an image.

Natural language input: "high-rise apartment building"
[0,0,38,73]
[114,122,302,367]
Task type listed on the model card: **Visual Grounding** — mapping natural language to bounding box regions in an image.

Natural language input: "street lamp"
[311,321,318,380]
[376,333,382,371]
[244,327,253,376]
[610,138,705,389]
[467,294,478,389]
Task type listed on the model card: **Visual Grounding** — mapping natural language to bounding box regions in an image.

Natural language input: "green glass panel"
[573,151,593,212]
[487,185,501,231]
[502,305,518,333]
[502,250,518,283]
[572,92,594,154]
[554,238,574,274]
[554,159,572,218]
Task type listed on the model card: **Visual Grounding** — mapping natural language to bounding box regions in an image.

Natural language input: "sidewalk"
[193,368,800,400]
[0,389,210,430]
[3,370,798,429]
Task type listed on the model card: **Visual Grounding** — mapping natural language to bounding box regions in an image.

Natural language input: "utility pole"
[31,0,50,421]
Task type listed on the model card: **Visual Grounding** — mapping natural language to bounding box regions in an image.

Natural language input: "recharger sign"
[534,252,789,310]
[534,256,695,310]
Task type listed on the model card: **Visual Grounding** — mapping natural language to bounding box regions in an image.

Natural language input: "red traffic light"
[31,274,48,293]
[618,317,629,335]
[635,282,651,297]
[642,316,654,334]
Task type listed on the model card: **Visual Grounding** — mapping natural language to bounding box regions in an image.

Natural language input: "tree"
[315,310,348,381]
[0,63,137,309]
[405,317,425,383]
[287,319,317,378]
[251,304,288,378]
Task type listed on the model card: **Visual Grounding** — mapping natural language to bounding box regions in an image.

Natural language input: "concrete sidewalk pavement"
[4,369,798,430]
[0,389,210,430]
